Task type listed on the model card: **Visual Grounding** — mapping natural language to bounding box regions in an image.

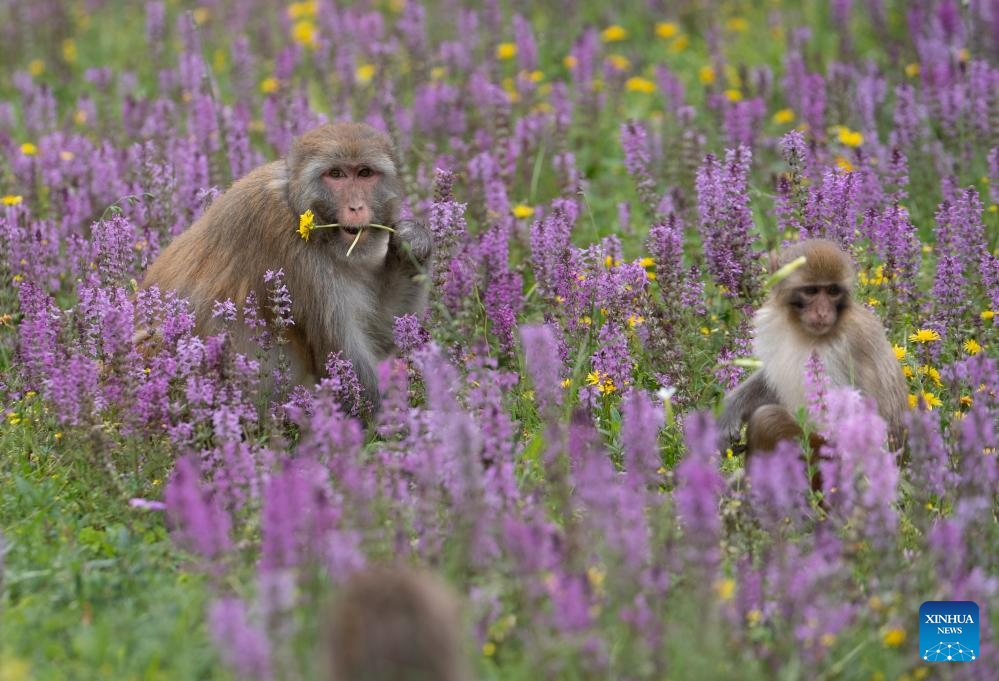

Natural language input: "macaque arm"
[378,218,432,328]
[718,370,780,447]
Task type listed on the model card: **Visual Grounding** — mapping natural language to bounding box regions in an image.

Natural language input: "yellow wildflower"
[601,25,627,42]
[586,370,604,386]
[747,609,762,625]
[905,63,920,78]
[496,43,517,60]
[2,195,23,206]
[598,378,616,394]
[560,378,572,388]
[981,310,995,320]
[726,17,749,32]
[882,628,906,648]
[837,127,864,147]
[699,66,715,84]
[355,64,376,84]
[625,77,656,93]
[73,109,88,125]
[298,209,316,241]
[627,315,644,328]
[957,47,970,62]
[655,22,678,39]
[669,35,689,52]
[28,59,45,77]
[724,89,742,102]
[20,143,38,156]
[607,54,630,71]
[820,633,836,647]
[715,578,735,602]
[639,257,654,268]
[287,1,318,19]
[913,392,942,410]
[260,77,279,94]
[773,108,795,124]
[909,329,941,343]
[291,20,318,48]
[893,345,906,361]
[587,565,606,590]
[512,204,534,219]
[482,642,496,657]
[527,70,544,82]
[918,365,942,386]
[563,55,578,70]
[960,395,973,407]
[62,38,77,63]
[835,156,853,173]
[964,339,982,355]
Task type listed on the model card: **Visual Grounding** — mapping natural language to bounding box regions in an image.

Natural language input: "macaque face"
[789,283,845,336]
[322,164,380,235]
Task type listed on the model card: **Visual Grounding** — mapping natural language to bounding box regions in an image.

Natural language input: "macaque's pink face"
[789,283,846,336]
[322,165,380,237]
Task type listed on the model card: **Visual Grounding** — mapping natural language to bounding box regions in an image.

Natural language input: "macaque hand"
[390,219,433,265]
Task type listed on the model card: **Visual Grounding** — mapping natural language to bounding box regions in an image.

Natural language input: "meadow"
[0,1,997,679]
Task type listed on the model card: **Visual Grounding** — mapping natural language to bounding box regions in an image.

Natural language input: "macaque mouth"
[341,226,362,235]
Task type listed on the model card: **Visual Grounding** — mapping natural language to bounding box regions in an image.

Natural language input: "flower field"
[1,1,997,679]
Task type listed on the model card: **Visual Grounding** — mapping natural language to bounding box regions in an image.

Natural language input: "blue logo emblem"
[919,601,979,662]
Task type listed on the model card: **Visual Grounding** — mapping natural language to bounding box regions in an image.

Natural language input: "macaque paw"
[391,219,433,263]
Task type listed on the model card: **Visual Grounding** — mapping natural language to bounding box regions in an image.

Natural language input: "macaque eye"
[358,167,373,178]
[328,168,344,178]
[827,284,842,296]
[802,286,819,296]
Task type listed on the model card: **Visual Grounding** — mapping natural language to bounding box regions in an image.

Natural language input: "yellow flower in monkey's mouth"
[298,209,315,241]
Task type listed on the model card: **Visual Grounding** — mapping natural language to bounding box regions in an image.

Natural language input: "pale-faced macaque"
[326,567,471,681]
[719,239,907,455]
[140,122,431,406]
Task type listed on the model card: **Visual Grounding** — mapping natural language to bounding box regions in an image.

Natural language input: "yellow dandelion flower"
[260,77,279,94]
[627,315,644,328]
[355,64,376,84]
[837,127,864,147]
[981,310,995,320]
[291,20,318,48]
[599,378,616,394]
[62,38,77,63]
[669,35,689,52]
[747,609,762,625]
[527,70,544,82]
[625,76,656,93]
[607,54,631,71]
[724,89,742,102]
[287,1,318,19]
[964,339,982,355]
[639,257,654,268]
[482,642,496,657]
[699,66,716,84]
[601,25,627,42]
[563,55,578,70]
[920,392,942,409]
[580,315,592,326]
[192,7,210,25]
[496,43,517,60]
[989,205,997,213]
[73,109,88,125]
[918,365,942,386]
[773,108,795,124]
[586,370,603,386]
[655,22,678,39]
[20,143,38,156]
[560,378,572,388]
[715,578,735,602]
[298,209,315,241]
[905,63,920,78]
[430,66,446,81]
[2,195,23,206]
[960,395,973,407]
[882,628,906,648]
[28,59,45,77]
[512,204,534,219]
[646,271,656,280]
[587,565,606,589]
[726,17,749,32]
[893,345,906,361]
[820,633,836,647]
[909,329,941,343]
[834,156,853,173]
[700,326,710,335]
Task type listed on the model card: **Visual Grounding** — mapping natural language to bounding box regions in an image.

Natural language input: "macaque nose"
[348,203,364,213]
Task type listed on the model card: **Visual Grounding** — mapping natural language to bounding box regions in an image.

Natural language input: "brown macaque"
[139,122,431,406]
[719,239,907,460]
[326,567,471,681]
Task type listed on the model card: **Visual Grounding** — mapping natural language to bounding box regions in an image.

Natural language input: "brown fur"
[140,122,432,405]
[747,404,827,491]
[719,239,908,456]
[326,567,470,681]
